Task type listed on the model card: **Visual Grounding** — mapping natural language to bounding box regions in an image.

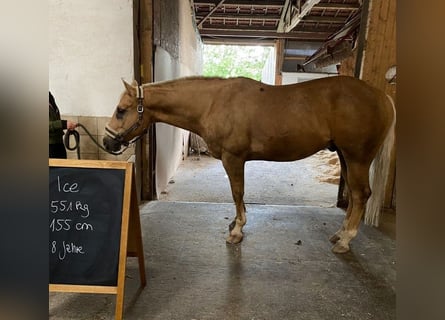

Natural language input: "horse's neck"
[145,79,213,134]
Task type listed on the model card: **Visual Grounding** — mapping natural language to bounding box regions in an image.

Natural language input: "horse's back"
[205,76,393,162]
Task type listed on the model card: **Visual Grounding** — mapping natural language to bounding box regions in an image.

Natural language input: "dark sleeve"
[49,92,67,131]
[49,92,57,108]
[49,120,67,132]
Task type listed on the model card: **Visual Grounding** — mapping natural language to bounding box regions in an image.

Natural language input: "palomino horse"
[103,76,395,253]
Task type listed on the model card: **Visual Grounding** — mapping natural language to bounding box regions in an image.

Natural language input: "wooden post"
[138,0,157,200]
[274,39,284,85]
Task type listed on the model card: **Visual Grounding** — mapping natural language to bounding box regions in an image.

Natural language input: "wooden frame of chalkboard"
[49,159,146,320]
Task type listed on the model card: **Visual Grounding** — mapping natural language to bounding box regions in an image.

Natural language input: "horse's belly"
[249,135,327,161]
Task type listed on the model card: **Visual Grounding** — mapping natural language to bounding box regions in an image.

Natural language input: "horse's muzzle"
[103,136,122,152]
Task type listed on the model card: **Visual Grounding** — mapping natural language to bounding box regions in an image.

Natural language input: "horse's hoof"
[329,234,340,244]
[228,220,236,232]
[226,233,243,244]
[331,242,350,254]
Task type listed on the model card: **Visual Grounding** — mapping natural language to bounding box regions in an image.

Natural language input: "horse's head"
[103,79,149,152]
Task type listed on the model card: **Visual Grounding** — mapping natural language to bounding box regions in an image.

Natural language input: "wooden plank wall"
[360,0,397,101]
[361,0,396,209]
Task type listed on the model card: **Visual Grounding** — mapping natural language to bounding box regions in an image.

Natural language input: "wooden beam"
[354,0,370,78]
[203,38,276,45]
[199,28,331,40]
[201,24,336,34]
[283,0,321,33]
[302,16,347,24]
[139,0,156,200]
[197,0,225,29]
[195,0,283,7]
[277,0,291,32]
[201,25,279,32]
[314,3,360,10]
[275,39,284,85]
[195,13,282,20]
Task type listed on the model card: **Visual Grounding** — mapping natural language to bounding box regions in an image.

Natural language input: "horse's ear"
[122,79,136,96]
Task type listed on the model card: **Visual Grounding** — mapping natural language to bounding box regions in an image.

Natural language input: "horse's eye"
[116,107,126,119]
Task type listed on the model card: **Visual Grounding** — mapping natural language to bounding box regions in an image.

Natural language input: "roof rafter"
[197,0,226,29]
[278,0,322,33]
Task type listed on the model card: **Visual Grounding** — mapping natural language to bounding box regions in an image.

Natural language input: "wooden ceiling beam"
[195,13,282,20]
[302,16,347,23]
[198,0,225,29]
[201,24,337,34]
[199,29,331,40]
[194,0,284,8]
[313,3,360,11]
[281,0,322,33]
[277,0,291,33]
[203,38,276,45]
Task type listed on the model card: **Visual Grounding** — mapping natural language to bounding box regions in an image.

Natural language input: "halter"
[105,85,148,147]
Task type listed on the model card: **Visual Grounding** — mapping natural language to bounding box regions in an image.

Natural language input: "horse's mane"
[141,76,253,88]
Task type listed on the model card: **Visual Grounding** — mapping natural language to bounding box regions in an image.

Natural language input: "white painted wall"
[281,71,337,84]
[154,1,203,197]
[154,47,184,196]
[178,0,203,77]
[49,0,134,117]
[49,0,203,197]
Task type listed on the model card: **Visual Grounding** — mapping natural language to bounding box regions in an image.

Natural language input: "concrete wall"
[49,0,134,117]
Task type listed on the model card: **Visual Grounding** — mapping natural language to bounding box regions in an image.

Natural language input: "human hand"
[67,121,77,131]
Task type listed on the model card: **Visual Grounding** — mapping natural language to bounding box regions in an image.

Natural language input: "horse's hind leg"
[221,152,246,244]
[330,150,351,244]
[332,160,371,253]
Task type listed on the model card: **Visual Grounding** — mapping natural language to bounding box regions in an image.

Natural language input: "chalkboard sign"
[49,159,146,320]
[49,166,125,286]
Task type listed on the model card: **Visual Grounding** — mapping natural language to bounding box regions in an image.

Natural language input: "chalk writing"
[49,218,72,232]
[51,240,85,261]
[57,176,79,193]
[49,218,94,232]
[50,200,90,218]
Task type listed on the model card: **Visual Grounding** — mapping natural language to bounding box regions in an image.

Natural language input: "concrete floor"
[49,155,396,319]
[159,153,340,207]
[49,202,395,320]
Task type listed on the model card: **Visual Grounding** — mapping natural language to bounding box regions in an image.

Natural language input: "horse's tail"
[364,94,396,226]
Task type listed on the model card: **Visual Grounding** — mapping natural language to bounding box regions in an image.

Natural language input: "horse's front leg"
[221,152,246,244]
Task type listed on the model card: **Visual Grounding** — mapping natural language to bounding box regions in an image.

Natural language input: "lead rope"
[64,123,129,159]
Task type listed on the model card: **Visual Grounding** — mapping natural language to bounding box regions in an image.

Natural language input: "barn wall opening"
[159,43,341,208]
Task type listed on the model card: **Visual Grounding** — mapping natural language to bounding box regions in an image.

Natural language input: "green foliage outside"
[203,44,272,81]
